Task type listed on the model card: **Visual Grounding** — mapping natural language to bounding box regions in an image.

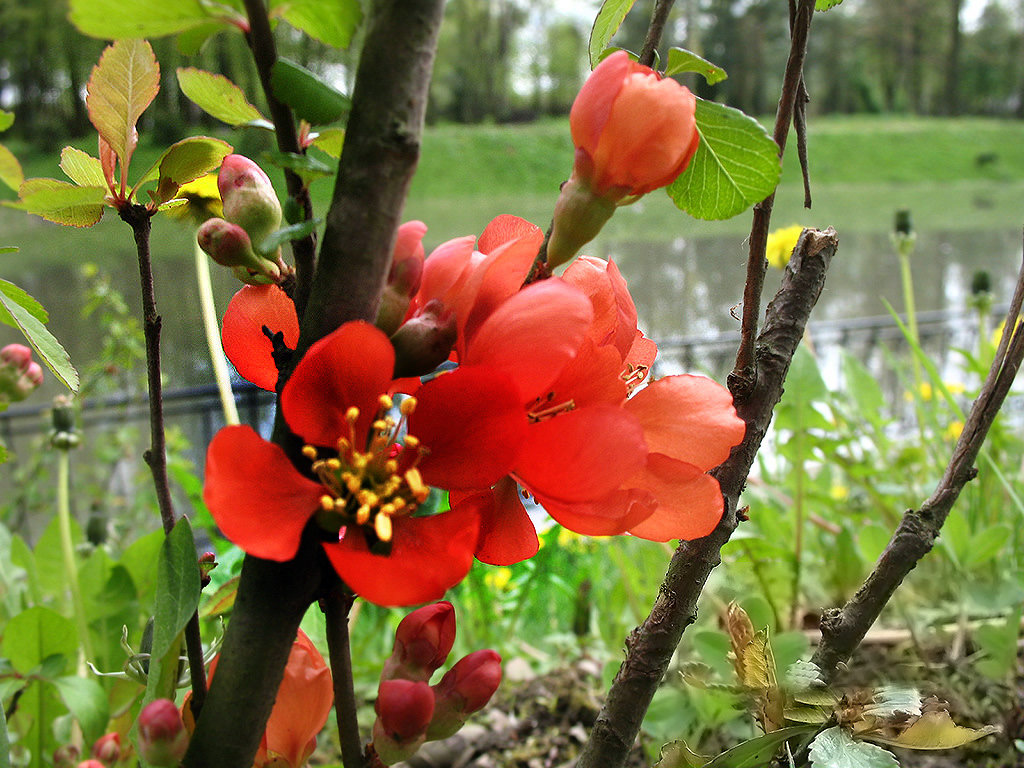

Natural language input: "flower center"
[526,391,576,423]
[621,363,649,394]
[303,394,429,545]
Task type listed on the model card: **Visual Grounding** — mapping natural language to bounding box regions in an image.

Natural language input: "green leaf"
[270,59,351,126]
[311,127,345,159]
[1,606,76,673]
[200,575,239,619]
[809,727,898,768]
[667,98,781,220]
[703,725,818,767]
[0,110,13,132]
[262,150,333,180]
[150,517,200,660]
[963,524,1010,569]
[0,280,48,325]
[147,136,233,204]
[69,0,211,39]
[7,177,106,227]
[665,48,727,84]
[816,0,844,9]
[176,68,265,127]
[119,529,165,604]
[258,218,322,254]
[52,676,109,746]
[0,143,24,193]
[655,740,708,767]
[272,0,362,49]
[59,147,108,188]
[86,39,161,169]
[589,0,638,67]
[0,246,16,254]
[0,281,79,392]
[0,702,11,768]
[841,350,885,424]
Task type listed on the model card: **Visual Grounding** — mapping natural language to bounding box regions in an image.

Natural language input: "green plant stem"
[56,449,94,664]
[194,241,239,426]
[898,250,922,388]
[790,430,806,629]
[741,540,782,631]
[323,584,366,768]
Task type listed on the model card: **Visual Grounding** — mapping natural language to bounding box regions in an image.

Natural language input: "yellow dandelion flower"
[944,420,964,441]
[765,225,804,269]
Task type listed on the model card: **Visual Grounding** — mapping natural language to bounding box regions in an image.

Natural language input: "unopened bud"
[0,344,44,403]
[53,744,80,768]
[137,698,189,767]
[198,218,281,284]
[427,650,501,740]
[382,602,456,683]
[376,221,428,335]
[198,551,217,587]
[390,301,457,379]
[218,154,282,248]
[91,732,121,764]
[75,761,106,768]
[372,679,435,765]
[546,176,616,269]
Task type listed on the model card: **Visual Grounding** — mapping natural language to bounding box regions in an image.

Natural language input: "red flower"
[571,51,699,200]
[221,283,299,391]
[254,630,333,768]
[204,321,528,605]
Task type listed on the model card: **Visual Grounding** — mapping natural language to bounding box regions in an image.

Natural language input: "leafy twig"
[118,202,210,724]
[730,0,815,399]
[576,229,838,768]
[811,249,1024,678]
[241,0,317,320]
[638,0,676,67]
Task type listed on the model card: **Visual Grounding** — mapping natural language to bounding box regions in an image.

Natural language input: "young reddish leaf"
[0,143,24,192]
[86,39,160,176]
[99,136,117,192]
[176,68,265,127]
[7,178,106,228]
[59,147,107,188]
[199,576,239,619]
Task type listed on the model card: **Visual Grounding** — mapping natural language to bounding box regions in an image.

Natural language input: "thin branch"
[730,0,815,399]
[118,202,210,722]
[576,229,839,768]
[811,250,1024,678]
[324,584,367,768]
[638,0,676,68]
[242,0,317,320]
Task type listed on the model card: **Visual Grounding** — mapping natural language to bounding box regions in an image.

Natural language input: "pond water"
[1,180,1023,401]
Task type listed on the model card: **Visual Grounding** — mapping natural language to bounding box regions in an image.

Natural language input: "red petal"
[222,285,299,391]
[627,453,724,541]
[477,215,542,255]
[323,501,481,606]
[463,280,594,400]
[410,366,528,490]
[474,478,539,565]
[411,235,477,313]
[547,337,628,408]
[203,426,323,561]
[624,331,658,390]
[264,630,333,767]
[626,375,745,470]
[536,487,655,536]
[562,256,621,351]
[281,322,394,448]
[570,51,632,155]
[515,405,646,502]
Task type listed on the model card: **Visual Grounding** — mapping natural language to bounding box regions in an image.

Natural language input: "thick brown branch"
[296,0,445,355]
[731,0,815,398]
[812,252,1024,677]
[242,0,317,319]
[577,229,838,768]
[324,585,367,768]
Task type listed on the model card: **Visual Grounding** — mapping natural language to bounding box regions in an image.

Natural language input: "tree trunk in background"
[944,0,963,114]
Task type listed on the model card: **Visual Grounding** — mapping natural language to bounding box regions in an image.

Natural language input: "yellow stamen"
[400,397,417,416]
[378,394,394,411]
[374,513,393,543]
[302,445,318,460]
[405,467,429,501]
[403,435,420,450]
[325,458,342,472]
[345,406,359,423]
[320,495,335,512]
[356,505,371,525]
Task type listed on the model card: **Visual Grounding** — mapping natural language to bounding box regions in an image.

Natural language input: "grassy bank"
[3,115,1024,244]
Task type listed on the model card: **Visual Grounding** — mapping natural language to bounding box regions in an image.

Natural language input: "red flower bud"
[372,679,435,765]
[389,302,458,380]
[427,650,502,740]
[198,551,217,587]
[382,601,456,682]
[197,218,281,284]
[218,154,282,248]
[0,344,43,403]
[75,761,107,768]
[91,732,121,764]
[376,220,429,335]
[137,698,189,767]
[571,51,698,200]
[53,744,80,768]
[548,50,699,266]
